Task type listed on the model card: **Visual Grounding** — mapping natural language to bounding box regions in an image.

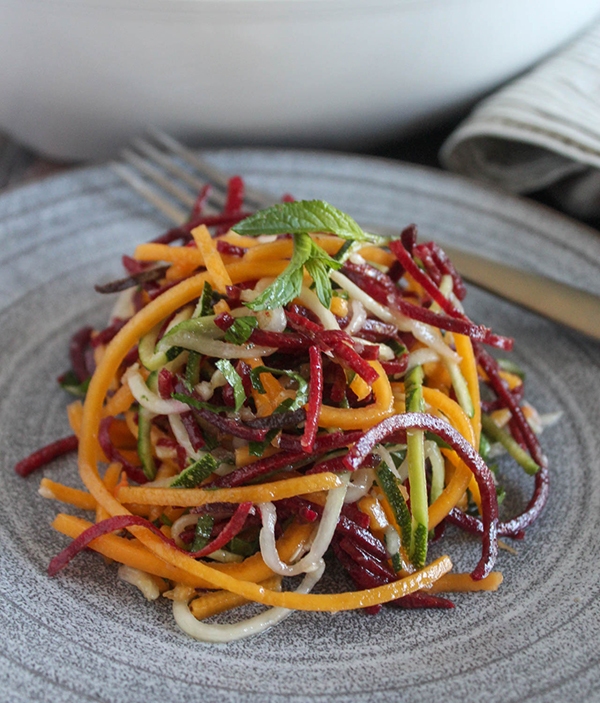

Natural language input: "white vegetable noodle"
[126,365,189,415]
[344,468,375,504]
[330,270,460,363]
[258,474,349,577]
[297,286,340,331]
[407,348,440,371]
[168,413,204,461]
[118,565,160,601]
[172,561,325,643]
[346,299,367,335]
[157,332,276,360]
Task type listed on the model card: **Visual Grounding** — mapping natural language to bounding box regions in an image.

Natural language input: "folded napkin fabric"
[440,21,600,218]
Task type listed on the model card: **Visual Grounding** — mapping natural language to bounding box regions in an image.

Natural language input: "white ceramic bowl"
[1,0,599,159]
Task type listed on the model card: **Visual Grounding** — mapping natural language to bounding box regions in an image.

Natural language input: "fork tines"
[113,129,276,226]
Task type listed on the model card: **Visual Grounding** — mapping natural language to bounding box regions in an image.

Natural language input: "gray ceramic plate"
[1,151,599,703]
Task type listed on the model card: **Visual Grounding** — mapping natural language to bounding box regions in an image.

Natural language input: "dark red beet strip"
[48,503,253,577]
[329,363,347,404]
[151,212,253,245]
[187,404,268,442]
[246,408,307,430]
[343,413,499,580]
[250,328,309,351]
[336,516,388,560]
[157,368,176,399]
[481,384,524,413]
[381,358,409,376]
[94,265,169,295]
[341,502,371,530]
[217,240,247,258]
[98,417,148,484]
[190,183,211,219]
[286,311,379,385]
[179,411,206,452]
[333,539,454,610]
[390,591,455,610]
[301,346,323,453]
[222,176,244,214]
[388,240,513,351]
[339,536,397,580]
[343,261,510,350]
[188,501,253,557]
[305,455,348,475]
[14,435,79,477]
[205,450,308,489]
[214,313,308,351]
[401,223,417,253]
[275,497,319,523]
[414,243,442,285]
[475,345,547,469]
[122,255,151,276]
[90,318,127,348]
[70,327,94,382]
[428,242,467,301]
[278,430,363,453]
[448,452,548,538]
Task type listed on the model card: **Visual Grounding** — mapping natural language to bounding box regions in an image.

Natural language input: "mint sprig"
[245,232,341,311]
[215,359,247,412]
[232,200,384,244]
[232,201,386,311]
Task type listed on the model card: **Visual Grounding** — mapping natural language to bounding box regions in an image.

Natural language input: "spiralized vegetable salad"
[16,177,551,643]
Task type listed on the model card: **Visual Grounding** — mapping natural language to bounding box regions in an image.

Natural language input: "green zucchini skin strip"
[405,365,428,568]
[138,371,158,480]
[447,360,475,419]
[481,413,540,476]
[170,454,218,488]
[376,463,411,569]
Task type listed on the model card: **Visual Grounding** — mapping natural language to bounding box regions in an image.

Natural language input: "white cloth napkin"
[440,21,600,219]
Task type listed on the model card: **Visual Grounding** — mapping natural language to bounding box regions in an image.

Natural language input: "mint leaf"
[232,200,383,244]
[245,233,311,311]
[190,514,214,552]
[245,232,341,311]
[223,316,258,345]
[215,359,247,412]
[172,392,230,415]
[305,258,333,309]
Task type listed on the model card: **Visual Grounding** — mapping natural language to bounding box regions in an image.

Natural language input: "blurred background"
[1,0,599,228]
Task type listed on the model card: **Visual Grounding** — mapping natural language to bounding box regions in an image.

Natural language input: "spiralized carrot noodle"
[16,181,548,642]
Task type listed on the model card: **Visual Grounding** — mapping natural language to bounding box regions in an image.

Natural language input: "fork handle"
[440,245,600,341]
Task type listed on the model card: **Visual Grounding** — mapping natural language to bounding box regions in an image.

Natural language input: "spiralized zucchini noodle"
[15,177,553,642]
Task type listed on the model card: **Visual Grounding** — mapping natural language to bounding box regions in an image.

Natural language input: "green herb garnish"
[224,316,258,345]
[190,515,214,553]
[232,201,387,311]
[215,359,247,412]
[232,200,384,243]
[58,371,90,398]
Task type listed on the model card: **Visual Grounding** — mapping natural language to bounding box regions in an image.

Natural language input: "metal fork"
[112,130,600,341]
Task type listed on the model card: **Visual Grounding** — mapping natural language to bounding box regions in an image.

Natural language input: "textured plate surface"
[1,151,599,703]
